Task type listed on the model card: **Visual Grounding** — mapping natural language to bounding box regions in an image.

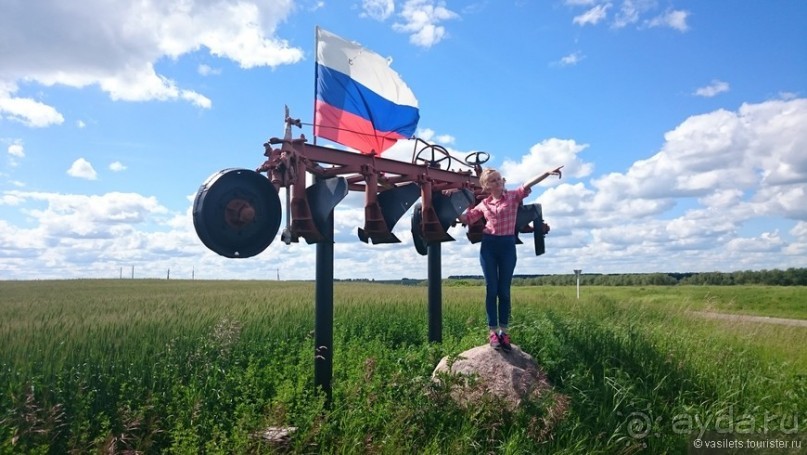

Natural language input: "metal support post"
[427,242,442,343]
[315,208,334,407]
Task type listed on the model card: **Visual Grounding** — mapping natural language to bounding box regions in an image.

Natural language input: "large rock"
[432,344,561,412]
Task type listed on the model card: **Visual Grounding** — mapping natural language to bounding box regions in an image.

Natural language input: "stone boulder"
[432,344,565,413]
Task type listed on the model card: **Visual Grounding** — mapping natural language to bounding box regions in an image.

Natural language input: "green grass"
[1,281,805,453]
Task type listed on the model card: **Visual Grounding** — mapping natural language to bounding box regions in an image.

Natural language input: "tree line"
[446,268,807,286]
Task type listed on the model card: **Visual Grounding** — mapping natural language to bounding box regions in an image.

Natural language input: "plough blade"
[434,189,475,232]
[411,189,475,256]
[515,203,545,256]
[302,177,349,243]
[358,182,421,244]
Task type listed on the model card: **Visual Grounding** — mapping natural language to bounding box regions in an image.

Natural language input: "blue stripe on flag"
[316,64,419,137]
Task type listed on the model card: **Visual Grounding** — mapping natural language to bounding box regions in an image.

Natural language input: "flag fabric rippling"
[314,28,419,155]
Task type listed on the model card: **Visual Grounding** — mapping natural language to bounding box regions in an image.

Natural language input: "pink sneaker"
[499,332,512,352]
[489,332,501,350]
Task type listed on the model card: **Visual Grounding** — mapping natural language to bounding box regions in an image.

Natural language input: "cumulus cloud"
[6,142,24,167]
[0,87,65,128]
[537,97,807,275]
[7,143,24,158]
[501,138,595,188]
[0,190,195,279]
[393,0,459,48]
[694,80,730,97]
[417,128,455,145]
[67,158,98,180]
[7,191,168,238]
[109,161,127,172]
[361,0,395,20]
[591,98,806,205]
[0,0,303,126]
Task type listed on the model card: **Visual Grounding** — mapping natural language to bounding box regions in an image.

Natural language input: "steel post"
[314,207,334,407]
[427,242,442,343]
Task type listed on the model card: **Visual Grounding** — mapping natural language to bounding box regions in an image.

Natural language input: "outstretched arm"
[523,165,564,189]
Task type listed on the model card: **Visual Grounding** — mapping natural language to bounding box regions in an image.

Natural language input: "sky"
[1,0,805,281]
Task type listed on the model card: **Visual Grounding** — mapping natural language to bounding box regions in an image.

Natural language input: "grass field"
[1,280,805,453]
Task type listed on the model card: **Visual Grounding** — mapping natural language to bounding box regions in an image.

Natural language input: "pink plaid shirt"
[465,186,531,236]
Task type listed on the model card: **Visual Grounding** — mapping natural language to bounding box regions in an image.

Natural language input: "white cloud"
[198,64,222,76]
[7,143,24,158]
[528,97,807,275]
[612,0,643,28]
[393,0,459,48]
[96,64,212,108]
[0,190,190,279]
[646,9,690,32]
[11,191,168,236]
[501,138,595,188]
[0,89,65,128]
[6,142,24,167]
[694,80,730,97]
[792,221,807,239]
[600,98,807,204]
[180,90,213,109]
[566,1,690,33]
[554,51,585,67]
[361,0,395,21]
[109,161,127,172]
[725,231,783,254]
[573,4,611,26]
[417,128,455,145]
[0,0,303,124]
[67,158,98,180]
[76,120,86,128]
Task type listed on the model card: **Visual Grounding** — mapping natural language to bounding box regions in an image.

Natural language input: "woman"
[459,166,563,351]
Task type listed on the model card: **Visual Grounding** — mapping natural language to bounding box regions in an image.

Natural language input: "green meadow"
[1,280,805,454]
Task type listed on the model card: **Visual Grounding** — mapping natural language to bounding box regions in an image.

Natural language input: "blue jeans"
[480,234,517,330]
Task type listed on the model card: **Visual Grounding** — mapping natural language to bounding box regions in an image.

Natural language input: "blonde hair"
[479,168,502,190]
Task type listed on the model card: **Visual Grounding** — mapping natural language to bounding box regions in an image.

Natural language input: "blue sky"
[1,0,805,280]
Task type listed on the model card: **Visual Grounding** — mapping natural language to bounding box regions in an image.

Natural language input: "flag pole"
[313,26,319,146]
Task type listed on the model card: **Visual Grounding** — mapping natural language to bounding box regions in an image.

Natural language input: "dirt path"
[689,311,807,328]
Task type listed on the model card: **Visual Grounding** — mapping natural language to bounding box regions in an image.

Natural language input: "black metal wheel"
[410,203,428,256]
[464,151,490,166]
[414,144,453,169]
[193,168,281,258]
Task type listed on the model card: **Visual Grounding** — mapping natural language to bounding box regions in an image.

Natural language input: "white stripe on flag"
[316,28,418,108]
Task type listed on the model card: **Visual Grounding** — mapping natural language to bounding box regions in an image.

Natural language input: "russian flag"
[314,28,420,156]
